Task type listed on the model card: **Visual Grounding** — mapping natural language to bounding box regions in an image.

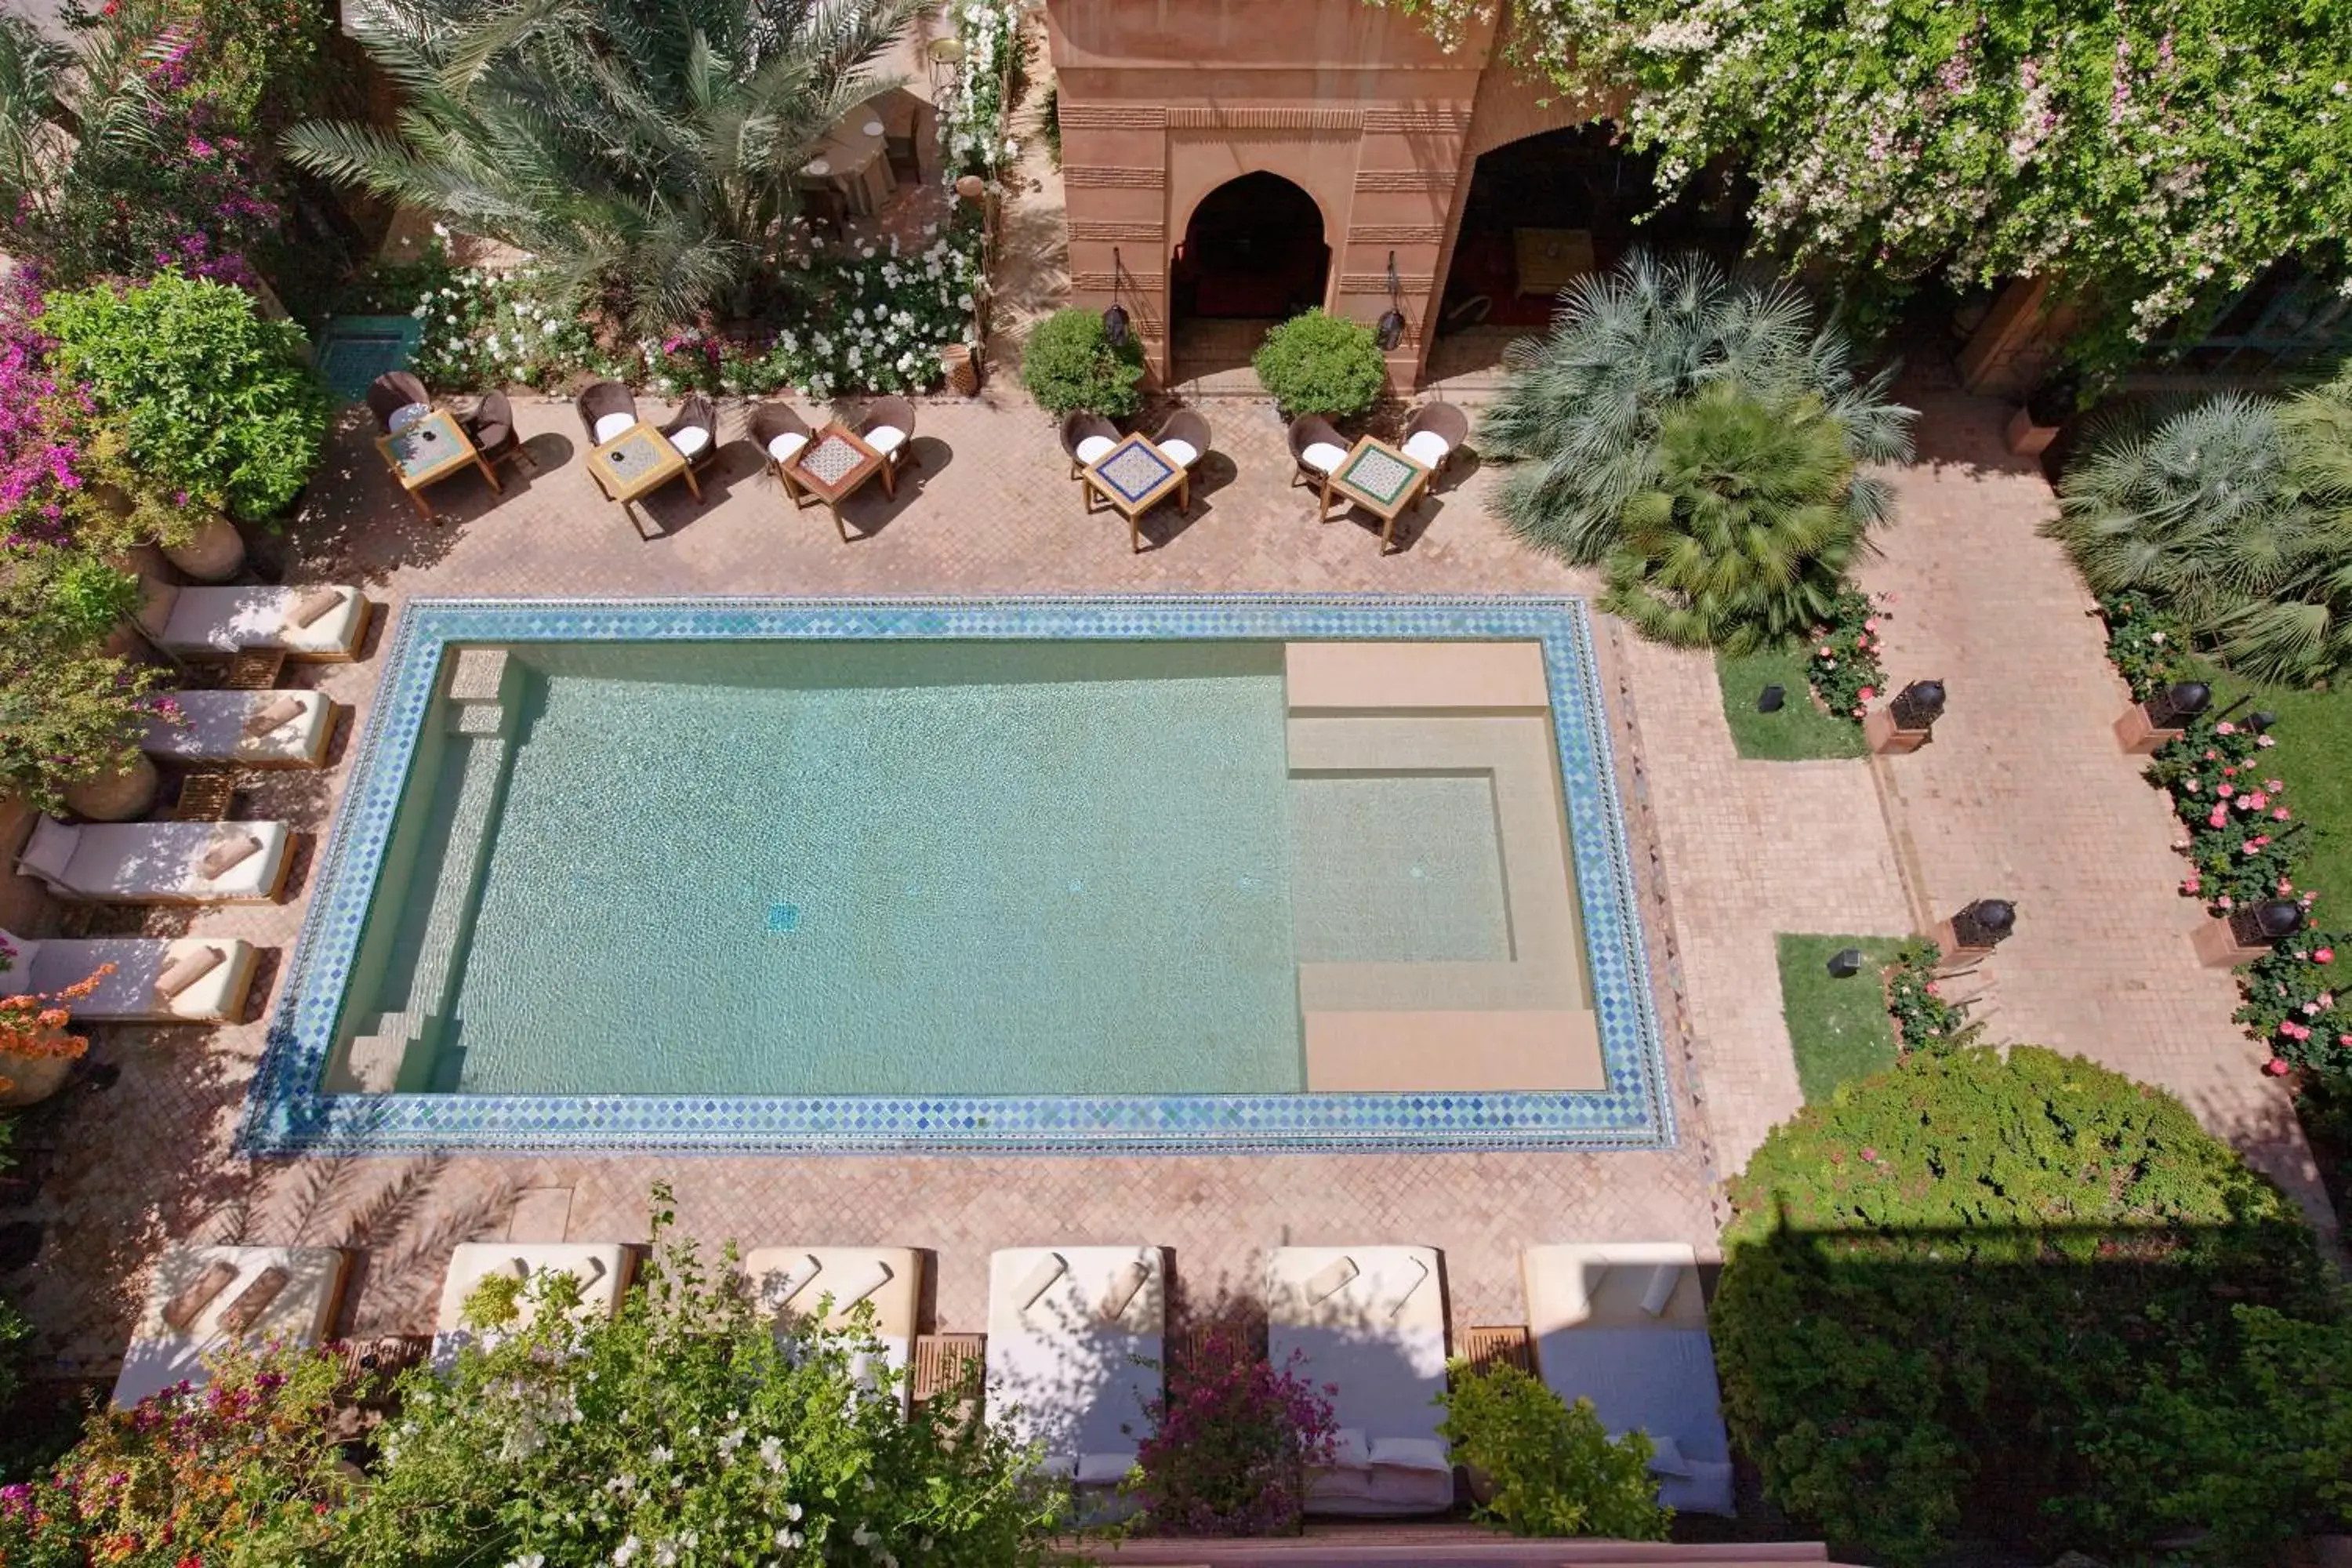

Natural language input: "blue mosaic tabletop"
[1091,437,1178,506]
[238,595,1675,1156]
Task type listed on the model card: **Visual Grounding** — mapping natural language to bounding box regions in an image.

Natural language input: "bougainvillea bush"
[1126,1321,1336,1536]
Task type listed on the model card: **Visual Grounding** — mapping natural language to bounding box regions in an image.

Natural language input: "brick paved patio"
[2,380,2326,1380]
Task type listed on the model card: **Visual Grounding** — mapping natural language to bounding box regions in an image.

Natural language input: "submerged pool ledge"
[239,595,1675,1155]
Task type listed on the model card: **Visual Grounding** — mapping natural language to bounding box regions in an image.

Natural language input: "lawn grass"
[1777,933,1906,1102]
[1717,648,1867,760]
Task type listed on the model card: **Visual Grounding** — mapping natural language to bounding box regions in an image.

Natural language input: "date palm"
[1483,249,1914,566]
[286,0,922,335]
[1602,382,1864,653]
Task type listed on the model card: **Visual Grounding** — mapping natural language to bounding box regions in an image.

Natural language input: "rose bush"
[1805,586,1888,725]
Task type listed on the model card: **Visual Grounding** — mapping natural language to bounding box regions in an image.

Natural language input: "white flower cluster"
[936,0,1023,178]
[764,223,985,399]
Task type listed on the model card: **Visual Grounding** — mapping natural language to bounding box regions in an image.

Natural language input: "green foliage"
[0,557,166,811]
[2050,379,2352,684]
[1018,307,1145,416]
[1715,645,1866,760]
[0,1115,22,1418]
[1484,252,1913,570]
[1774,934,1904,1102]
[1372,0,2352,376]
[1715,1044,2342,1565]
[1601,382,1863,653]
[1882,937,1975,1054]
[1038,82,1061,169]
[1250,309,1387,417]
[1436,1364,1670,1541]
[1804,586,1888,724]
[286,0,926,337]
[35,555,139,644]
[41,273,326,522]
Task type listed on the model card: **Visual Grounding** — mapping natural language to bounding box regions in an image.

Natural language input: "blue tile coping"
[238,596,1676,1155]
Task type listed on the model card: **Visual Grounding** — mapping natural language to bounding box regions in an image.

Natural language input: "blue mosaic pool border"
[238,596,1675,1155]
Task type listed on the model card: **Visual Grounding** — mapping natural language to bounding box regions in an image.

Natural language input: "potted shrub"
[2006,368,2080,456]
[0,942,106,1109]
[1251,309,1387,419]
[1018,307,1145,416]
[2,558,171,817]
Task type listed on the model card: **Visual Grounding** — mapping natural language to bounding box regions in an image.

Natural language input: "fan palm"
[2047,383,2352,684]
[1601,382,1864,653]
[285,0,922,336]
[1483,249,1915,564]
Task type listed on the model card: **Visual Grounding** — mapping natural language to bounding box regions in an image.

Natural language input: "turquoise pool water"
[350,641,1307,1096]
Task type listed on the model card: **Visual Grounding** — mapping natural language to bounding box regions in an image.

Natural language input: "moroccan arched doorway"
[1170,172,1330,383]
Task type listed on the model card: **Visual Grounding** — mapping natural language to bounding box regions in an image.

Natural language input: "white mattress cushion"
[1074,434,1116,465]
[113,1246,347,1409]
[593,411,637,444]
[1159,438,1199,468]
[865,424,907,456]
[28,937,252,1021]
[1403,429,1451,468]
[1369,1436,1452,1472]
[143,691,327,766]
[1302,441,1347,474]
[767,431,810,465]
[669,423,710,458]
[157,587,363,658]
[19,818,79,884]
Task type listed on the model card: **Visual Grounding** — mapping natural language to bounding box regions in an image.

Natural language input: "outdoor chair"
[577,380,638,447]
[750,402,817,508]
[858,396,916,488]
[462,390,523,468]
[1287,414,1348,516]
[1152,409,1210,474]
[660,393,721,474]
[1060,412,1117,479]
[1403,401,1469,480]
[365,372,430,434]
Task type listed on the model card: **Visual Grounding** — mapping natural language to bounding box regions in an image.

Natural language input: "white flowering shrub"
[936,0,1025,179]
[329,1192,1063,1567]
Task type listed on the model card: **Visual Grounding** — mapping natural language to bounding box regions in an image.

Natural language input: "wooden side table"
[172,771,237,822]
[590,421,701,539]
[785,424,886,541]
[223,649,288,691]
[1082,433,1189,553]
[375,408,500,523]
[1326,436,1432,554]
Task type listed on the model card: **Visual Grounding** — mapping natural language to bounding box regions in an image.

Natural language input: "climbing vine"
[1370,0,2352,375]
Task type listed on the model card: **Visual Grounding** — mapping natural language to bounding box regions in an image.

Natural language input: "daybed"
[743,1245,923,1409]
[985,1244,1165,1513]
[0,928,258,1022]
[430,1241,636,1370]
[137,581,370,662]
[142,688,336,768]
[111,1245,348,1407]
[16,817,292,904]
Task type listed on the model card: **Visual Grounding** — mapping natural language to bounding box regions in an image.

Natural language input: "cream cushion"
[865,424,907,456]
[742,1246,922,1411]
[142,690,333,768]
[1267,1245,1452,1517]
[0,931,256,1023]
[1302,441,1348,474]
[430,1243,634,1370]
[1159,438,1200,468]
[593,411,637,444]
[1403,429,1452,468]
[1074,434,1116,465]
[16,818,289,903]
[113,1246,347,1408]
[767,431,810,465]
[986,1246,1166,1475]
[151,586,366,660]
[669,424,710,458]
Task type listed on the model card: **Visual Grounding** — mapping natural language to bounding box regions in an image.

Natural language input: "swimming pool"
[242,597,1671,1153]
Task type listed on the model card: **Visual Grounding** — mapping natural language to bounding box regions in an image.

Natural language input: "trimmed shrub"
[1714,1044,2344,1566]
[1436,1363,1669,1540]
[1018,306,1145,416]
[1250,309,1385,418]
[1128,1320,1336,1535]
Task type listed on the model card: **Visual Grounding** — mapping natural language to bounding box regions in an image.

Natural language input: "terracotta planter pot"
[0,1029,78,1108]
[940,343,980,396]
[61,753,160,822]
[162,514,247,583]
[2005,404,2060,456]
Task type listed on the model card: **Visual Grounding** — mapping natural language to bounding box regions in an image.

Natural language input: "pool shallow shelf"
[243,597,1672,1154]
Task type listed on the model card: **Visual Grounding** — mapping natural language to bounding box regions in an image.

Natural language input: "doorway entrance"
[1171,171,1330,386]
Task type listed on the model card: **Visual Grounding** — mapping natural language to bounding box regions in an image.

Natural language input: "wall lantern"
[1102,247,1131,349]
[1375,249,1406,351]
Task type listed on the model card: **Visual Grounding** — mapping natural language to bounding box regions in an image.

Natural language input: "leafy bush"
[1715,1045,2344,1566]
[1880,936,1973,1053]
[1804,586,1888,724]
[1018,306,1145,417]
[42,273,327,521]
[1250,309,1386,418]
[0,561,169,811]
[1483,251,1913,568]
[1127,1320,1335,1535]
[1435,1363,1668,1540]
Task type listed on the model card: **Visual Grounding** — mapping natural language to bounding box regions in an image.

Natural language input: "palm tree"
[2047,383,2352,684]
[285,0,924,336]
[1601,382,1864,652]
[0,13,167,249]
[1483,250,1915,564]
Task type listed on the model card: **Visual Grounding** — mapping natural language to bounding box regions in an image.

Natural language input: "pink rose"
[2218,783,2234,797]
[2274,808,2292,821]
[2263,1058,2292,1076]
[2220,895,2235,909]
[1858,686,1876,702]
[1864,618,1880,631]
[2258,734,2278,747]
[2217,721,2237,735]
[2185,779,2201,793]
[2317,948,2336,964]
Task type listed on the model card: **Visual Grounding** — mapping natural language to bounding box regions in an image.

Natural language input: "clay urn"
[0,1023,79,1108]
[162,514,247,583]
[60,753,160,822]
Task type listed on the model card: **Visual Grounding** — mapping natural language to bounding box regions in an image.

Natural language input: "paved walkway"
[2,382,2326,1379]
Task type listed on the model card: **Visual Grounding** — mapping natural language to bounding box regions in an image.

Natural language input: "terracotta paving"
[3,382,2328,1381]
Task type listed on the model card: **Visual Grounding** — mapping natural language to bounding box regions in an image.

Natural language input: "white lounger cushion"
[594,412,637,444]
[430,1242,634,1370]
[0,930,256,1022]
[143,689,332,768]
[986,1245,1165,1471]
[743,1246,921,1411]
[142,583,368,661]
[1266,1245,1451,1517]
[1301,441,1348,474]
[1074,434,1116,465]
[1403,430,1452,469]
[17,818,290,903]
[112,1245,347,1409]
[1523,1242,1705,1331]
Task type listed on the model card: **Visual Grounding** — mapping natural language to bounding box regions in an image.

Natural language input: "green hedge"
[1714,1045,2347,1565]
[1250,309,1386,418]
[1018,307,1144,417]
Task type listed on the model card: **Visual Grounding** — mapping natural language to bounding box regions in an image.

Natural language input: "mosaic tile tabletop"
[1093,437,1179,506]
[599,428,669,479]
[799,434,872,489]
[1337,443,1423,508]
[383,410,470,481]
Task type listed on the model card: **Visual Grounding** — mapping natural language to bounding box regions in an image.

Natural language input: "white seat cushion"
[866,424,907,456]
[1159,438,1199,468]
[669,424,710,459]
[1403,429,1451,468]
[593,412,636,445]
[1302,441,1347,474]
[387,402,430,433]
[1074,434,1116,465]
[766,431,810,465]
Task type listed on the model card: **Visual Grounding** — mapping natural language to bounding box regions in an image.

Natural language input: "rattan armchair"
[749,402,818,507]
[858,395,917,493]
[1059,412,1118,479]
[576,380,637,446]
[365,372,430,433]
[660,393,721,474]
[1403,401,1470,480]
[1287,414,1347,516]
[462,390,521,468]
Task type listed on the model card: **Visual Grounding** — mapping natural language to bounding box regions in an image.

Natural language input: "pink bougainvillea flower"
[1857,686,1876,702]
[2217,782,2234,797]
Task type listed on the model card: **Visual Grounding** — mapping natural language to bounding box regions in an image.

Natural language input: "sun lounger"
[136,580,370,662]
[744,1246,922,1410]
[15,817,292,904]
[1523,1242,1735,1515]
[111,1244,348,1408]
[1,927,258,1023]
[1265,1245,1454,1516]
[985,1245,1165,1509]
[143,689,336,768]
[430,1242,635,1370]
